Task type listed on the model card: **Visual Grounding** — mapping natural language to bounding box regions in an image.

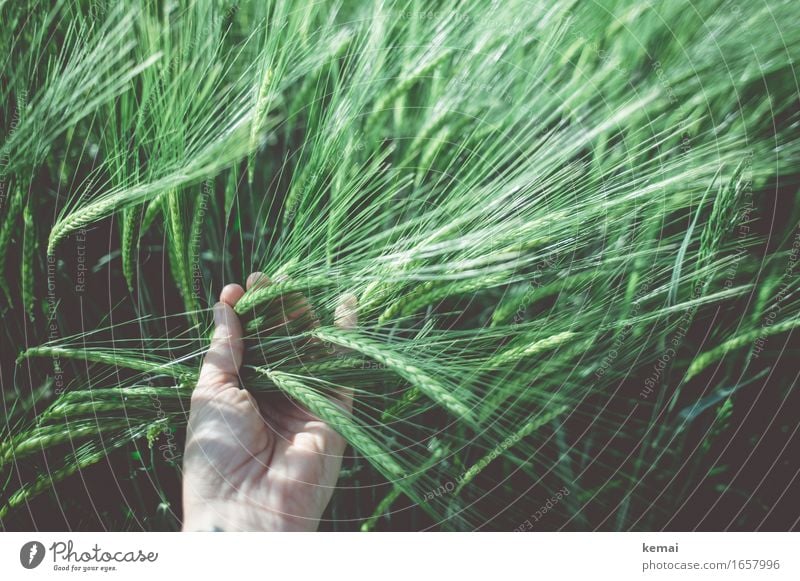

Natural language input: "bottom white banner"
[0,533,796,580]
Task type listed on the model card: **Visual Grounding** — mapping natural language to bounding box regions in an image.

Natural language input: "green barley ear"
[164,190,200,320]
[490,271,597,327]
[2,420,133,466]
[21,199,35,319]
[19,344,195,379]
[0,421,161,520]
[697,161,748,276]
[261,369,407,479]
[413,125,451,187]
[140,191,168,234]
[378,277,514,324]
[487,331,579,369]
[235,275,333,317]
[120,206,140,292]
[685,318,800,382]
[165,191,187,296]
[248,65,273,185]
[311,327,479,427]
[381,386,422,423]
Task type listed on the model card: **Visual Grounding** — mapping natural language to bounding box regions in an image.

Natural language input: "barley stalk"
[414,125,451,187]
[456,404,569,494]
[0,187,23,302]
[360,444,447,531]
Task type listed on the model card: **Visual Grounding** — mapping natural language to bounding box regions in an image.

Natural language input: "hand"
[182,272,358,531]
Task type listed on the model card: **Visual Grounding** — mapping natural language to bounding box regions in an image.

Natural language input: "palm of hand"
[182,274,356,531]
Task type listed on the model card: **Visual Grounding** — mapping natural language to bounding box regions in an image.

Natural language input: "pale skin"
[182,272,357,531]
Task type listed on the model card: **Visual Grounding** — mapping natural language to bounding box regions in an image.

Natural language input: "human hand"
[182,273,357,531]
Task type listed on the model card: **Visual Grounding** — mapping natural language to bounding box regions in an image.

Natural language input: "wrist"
[182,497,320,532]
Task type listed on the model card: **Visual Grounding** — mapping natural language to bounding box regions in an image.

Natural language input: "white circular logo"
[20,541,46,569]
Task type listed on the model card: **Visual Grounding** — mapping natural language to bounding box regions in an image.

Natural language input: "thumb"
[197,302,244,391]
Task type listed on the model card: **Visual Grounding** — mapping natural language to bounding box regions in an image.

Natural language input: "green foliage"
[1,0,799,531]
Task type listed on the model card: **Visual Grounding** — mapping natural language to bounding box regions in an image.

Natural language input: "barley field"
[0,0,798,531]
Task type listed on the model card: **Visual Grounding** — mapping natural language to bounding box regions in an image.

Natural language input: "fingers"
[246,271,270,291]
[219,282,245,306]
[247,271,317,330]
[335,293,358,330]
[197,295,244,390]
[243,270,358,340]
